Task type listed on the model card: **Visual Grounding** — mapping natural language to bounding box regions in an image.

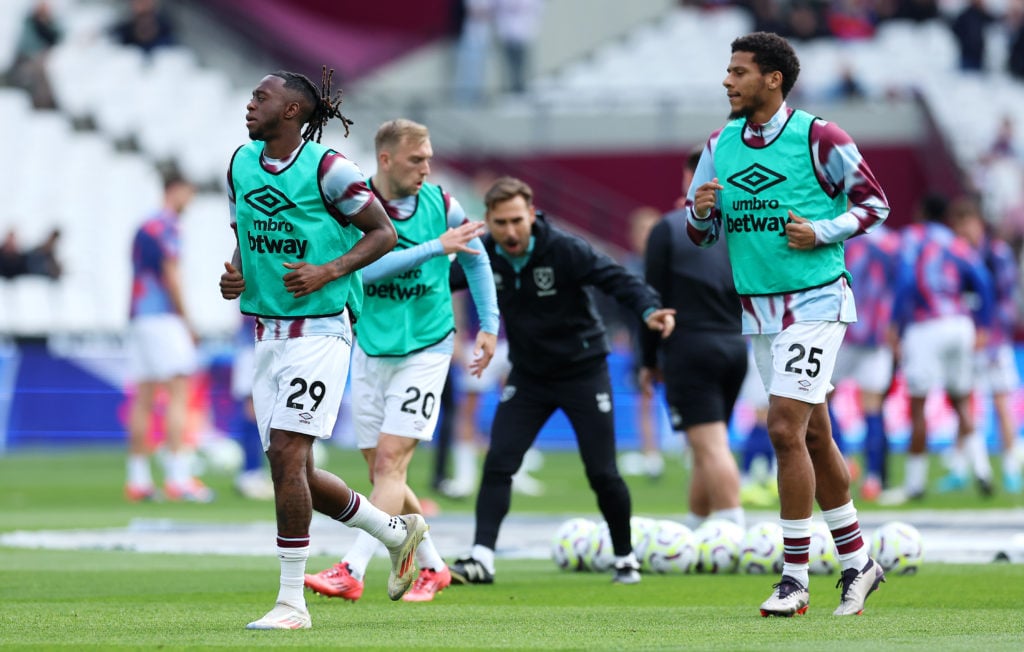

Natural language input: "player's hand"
[468,331,498,378]
[645,308,676,339]
[692,178,723,219]
[220,261,245,299]
[637,366,660,398]
[785,211,817,250]
[439,221,487,255]
[282,261,333,298]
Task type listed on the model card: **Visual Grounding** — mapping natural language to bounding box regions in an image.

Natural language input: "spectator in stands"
[747,0,789,36]
[494,0,545,94]
[6,1,61,109]
[787,2,829,41]
[125,173,209,503]
[951,0,997,72]
[0,228,62,280]
[891,0,940,23]
[453,0,494,105]
[823,63,868,102]
[982,115,1019,162]
[1007,0,1024,80]
[825,0,877,40]
[641,150,746,530]
[111,0,178,54]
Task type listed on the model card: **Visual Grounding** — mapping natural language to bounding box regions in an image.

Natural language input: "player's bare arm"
[163,258,197,340]
[439,220,487,255]
[784,211,817,250]
[692,178,724,219]
[283,199,397,298]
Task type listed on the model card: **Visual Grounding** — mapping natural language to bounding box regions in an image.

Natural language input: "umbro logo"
[244,185,296,217]
[726,164,787,195]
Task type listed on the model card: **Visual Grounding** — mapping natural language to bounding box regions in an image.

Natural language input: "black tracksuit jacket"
[453,213,662,380]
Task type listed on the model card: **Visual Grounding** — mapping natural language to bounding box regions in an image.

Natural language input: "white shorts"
[974,343,1019,395]
[738,345,769,409]
[127,314,198,382]
[832,343,894,395]
[231,342,255,400]
[351,342,451,449]
[901,315,975,397]
[457,338,510,394]
[751,321,846,405]
[252,334,352,450]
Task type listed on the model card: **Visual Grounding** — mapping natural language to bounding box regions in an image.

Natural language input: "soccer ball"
[871,521,923,575]
[738,521,784,575]
[630,516,658,562]
[641,520,697,573]
[197,437,243,474]
[585,521,615,572]
[694,519,744,574]
[808,521,838,575]
[551,518,597,571]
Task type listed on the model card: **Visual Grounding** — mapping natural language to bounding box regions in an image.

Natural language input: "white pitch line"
[3,510,1024,564]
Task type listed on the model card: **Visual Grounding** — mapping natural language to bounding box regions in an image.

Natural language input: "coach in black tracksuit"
[449,176,675,586]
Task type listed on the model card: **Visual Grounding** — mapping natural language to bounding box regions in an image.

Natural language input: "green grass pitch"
[1,448,1023,650]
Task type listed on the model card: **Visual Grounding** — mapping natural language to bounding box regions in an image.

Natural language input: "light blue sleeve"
[456,238,499,335]
[449,196,499,334]
[685,144,722,246]
[361,239,444,284]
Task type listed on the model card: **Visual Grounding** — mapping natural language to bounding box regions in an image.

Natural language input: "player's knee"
[585,467,623,492]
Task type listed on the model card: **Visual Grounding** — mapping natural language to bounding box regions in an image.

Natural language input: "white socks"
[343,530,383,581]
[127,454,152,487]
[415,532,446,572]
[780,517,812,588]
[681,512,705,531]
[821,502,868,572]
[711,507,745,531]
[471,544,496,573]
[276,539,309,609]
[965,432,992,480]
[905,454,928,494]
[453,441,478,488]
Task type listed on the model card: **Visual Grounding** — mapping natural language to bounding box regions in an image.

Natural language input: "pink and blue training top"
[892,222,994,331]
[130,209,181,318]
[845,225,901,347]
[980,235,1018,348]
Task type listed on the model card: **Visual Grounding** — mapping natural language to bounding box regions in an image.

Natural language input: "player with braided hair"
[272,66,355,143]
[221,69,428,630]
